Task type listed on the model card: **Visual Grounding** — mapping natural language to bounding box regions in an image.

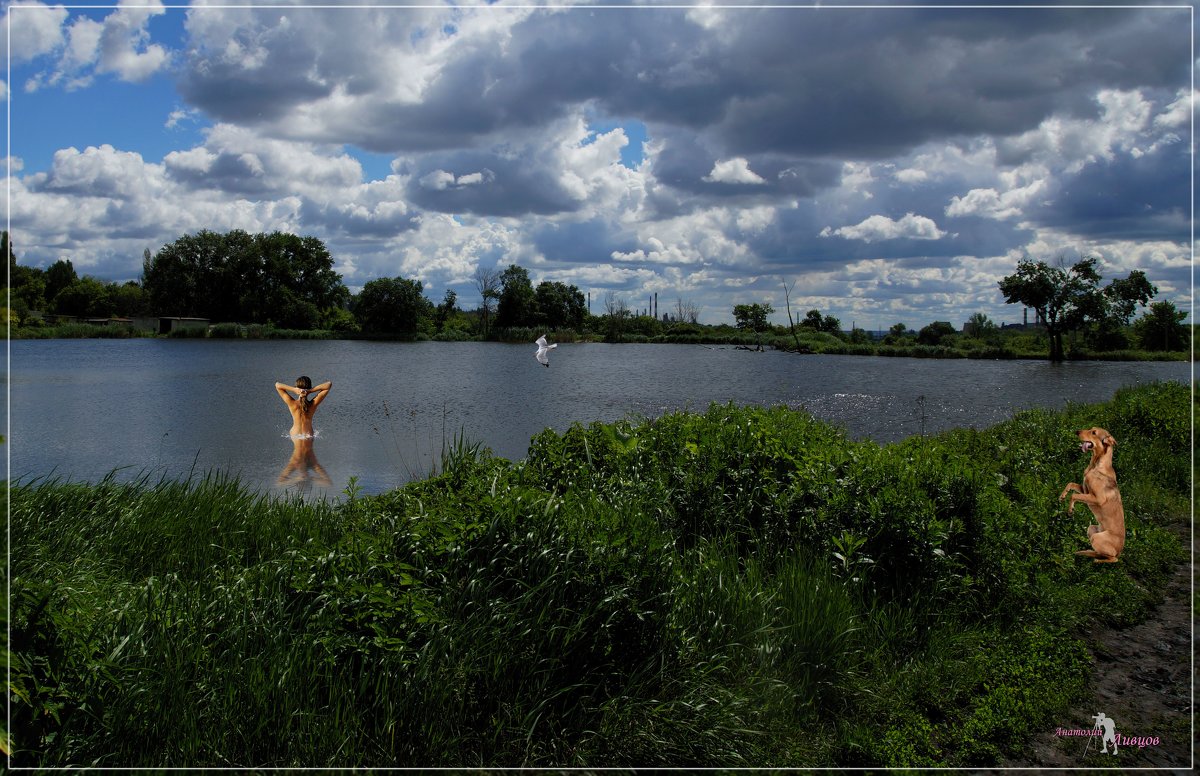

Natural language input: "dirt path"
[1003,525,1194,771]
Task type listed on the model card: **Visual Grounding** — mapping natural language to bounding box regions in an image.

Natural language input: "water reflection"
[276,435,331,495]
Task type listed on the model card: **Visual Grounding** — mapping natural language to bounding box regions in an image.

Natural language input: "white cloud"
[1153,88,1193,129]
[821,212,947,242]
[555,119,644,207]
[1,2,69,63]
[5,7,1190,328]
[16,1,168,90]
[418,168,494,189]
[1000,88,1161,174]
[96,1,170,82]
[160,146,213,174]
[703,157,766,185]
[39,144,160,194]
[617,204,759,269]
[839,161,876,198]
[945,179,1047,221]
[456,171,488,186]
[419,170,457,190]
[63,17,102,73]
[893,168,928,184]
[391,213,519,286]
[164,124,363,194]
[165,108,198,129]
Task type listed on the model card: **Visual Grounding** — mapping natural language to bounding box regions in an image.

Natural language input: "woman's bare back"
[275,379,332,437]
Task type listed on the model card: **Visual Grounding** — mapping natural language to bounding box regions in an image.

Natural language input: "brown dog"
[1059,427,1125,563]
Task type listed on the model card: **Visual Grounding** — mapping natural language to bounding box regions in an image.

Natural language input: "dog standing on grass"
[1059,427,1125,563]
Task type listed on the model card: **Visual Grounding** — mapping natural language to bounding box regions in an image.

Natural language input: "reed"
[8,381,1190,767]
[12,323,156,339]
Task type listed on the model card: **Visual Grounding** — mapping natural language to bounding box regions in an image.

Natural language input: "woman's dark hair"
[295,376,313,413]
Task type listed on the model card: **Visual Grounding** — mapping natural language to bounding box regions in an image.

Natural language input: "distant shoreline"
[10,322,1190,362]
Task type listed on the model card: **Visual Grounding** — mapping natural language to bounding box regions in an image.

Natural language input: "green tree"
[1132,301,1189,351]
[434,289,458,332]
[963,313,997,340]
[733,302,774,333]
[917,321,956,346]
[353,276,432,335]
[110,281,147,317]
[882,322,912,346]
[801,308,842,334]
[143,230,348,327]
[45,259,78,303]
[999,256,1156,361]
[534,281,586,330]
[1085,269,1157,351]
[257,232,347,327]
[321,305,360,334]
[52,277,113,317]
[1103,270,1157,325]
[4,233,47,316]
[143,230,230,317]
[495,264,537,329]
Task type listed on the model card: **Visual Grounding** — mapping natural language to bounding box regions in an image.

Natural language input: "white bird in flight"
[534,335,557,367]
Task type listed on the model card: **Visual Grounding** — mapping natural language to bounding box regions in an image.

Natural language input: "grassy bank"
[10,322,159,339]
[6,381,1191,767]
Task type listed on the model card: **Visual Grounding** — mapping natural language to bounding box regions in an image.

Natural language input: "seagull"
[534,334,557,367]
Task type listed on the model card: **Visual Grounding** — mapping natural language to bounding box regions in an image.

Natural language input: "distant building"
[1001,307,1045,331]
[156,316,210,334]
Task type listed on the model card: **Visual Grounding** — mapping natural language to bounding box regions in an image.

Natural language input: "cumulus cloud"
[163,124,362,196]
[893,168,929,184]
[1152,88,1193,129]
[1,1,69,64]
[95,1,170,82]
[5,4,1193,325]
[418,168,493,190]
[14,1,168,90]
[703,157,766,185]
[945,180,1048,221]
[821,213,948,243]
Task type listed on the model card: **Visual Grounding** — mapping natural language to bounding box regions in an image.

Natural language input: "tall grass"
[12,323,157,339]
[8,381,1191,767]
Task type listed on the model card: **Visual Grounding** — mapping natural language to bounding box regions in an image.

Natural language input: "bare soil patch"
[1002,524,1194,772]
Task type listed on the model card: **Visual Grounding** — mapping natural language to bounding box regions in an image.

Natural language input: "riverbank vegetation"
[5,229,1189,360]
[7,381,1190,767]
[7,314,1191,363]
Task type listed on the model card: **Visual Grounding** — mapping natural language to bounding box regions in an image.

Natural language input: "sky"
[2,0,1193,330]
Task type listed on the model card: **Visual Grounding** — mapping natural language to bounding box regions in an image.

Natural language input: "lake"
[5,338,1191,499]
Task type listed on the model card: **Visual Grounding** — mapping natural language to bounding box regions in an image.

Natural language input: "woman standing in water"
[275,376,332,438]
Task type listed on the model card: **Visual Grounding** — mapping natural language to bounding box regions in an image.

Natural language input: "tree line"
[4,231,1189,356]
[997,254,1188,360]
[3,230,596,337]
[731,255,1186,360]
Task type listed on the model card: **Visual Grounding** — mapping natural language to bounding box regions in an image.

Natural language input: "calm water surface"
[6,339,1191,499]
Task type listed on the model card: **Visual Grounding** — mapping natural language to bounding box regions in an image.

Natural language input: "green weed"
[8,382,1191,767]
